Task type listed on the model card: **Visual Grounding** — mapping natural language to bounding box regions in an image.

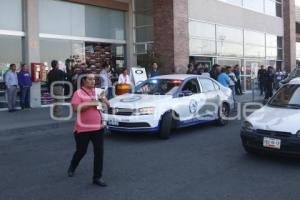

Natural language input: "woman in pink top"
[67,72,110,187]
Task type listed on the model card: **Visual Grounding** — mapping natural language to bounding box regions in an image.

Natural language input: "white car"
[104,74,234,139]
[241,78,300,156]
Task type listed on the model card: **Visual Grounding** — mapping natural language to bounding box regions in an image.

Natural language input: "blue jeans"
[20,86,31,109]
[105,87,113,100]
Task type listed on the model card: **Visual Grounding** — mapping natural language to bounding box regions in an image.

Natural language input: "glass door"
[242,60,265,91]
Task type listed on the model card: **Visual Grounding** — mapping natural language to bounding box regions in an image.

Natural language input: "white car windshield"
[135,79,182,95]
[268,84,300,109]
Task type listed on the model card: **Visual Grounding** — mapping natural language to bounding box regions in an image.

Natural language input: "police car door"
[175,78,202,123]
[198,78,219,120]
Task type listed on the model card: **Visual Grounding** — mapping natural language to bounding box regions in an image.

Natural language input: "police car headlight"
[242,121,254,132]
[135,107,155,115]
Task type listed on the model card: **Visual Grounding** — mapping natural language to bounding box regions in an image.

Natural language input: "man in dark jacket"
[210,64,221,80]
[264,66,275,100]
[18,64,32,109]
[258,65,267,95]
[47,60,66,117]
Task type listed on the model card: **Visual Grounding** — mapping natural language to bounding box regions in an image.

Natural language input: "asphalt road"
[1,118,300,200]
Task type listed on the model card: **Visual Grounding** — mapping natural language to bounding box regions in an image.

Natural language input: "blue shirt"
[150,70,160,78]
[18,70,32,87]
[217,73,231,88]
[5,70,18,88]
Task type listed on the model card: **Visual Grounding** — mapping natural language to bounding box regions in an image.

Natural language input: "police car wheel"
[159,111,173,139]
[216,103,229,126]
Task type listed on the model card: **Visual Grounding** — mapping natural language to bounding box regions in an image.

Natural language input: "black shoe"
[93,178,107,187]
[68,167,75,177]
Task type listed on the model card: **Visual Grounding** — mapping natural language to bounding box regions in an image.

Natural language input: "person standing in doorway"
[258,65,267,96]
[47,60,67,117]
[5,64,18,112]
[18,64,32,110]
[68,72,110,187]
[149,62,160,78]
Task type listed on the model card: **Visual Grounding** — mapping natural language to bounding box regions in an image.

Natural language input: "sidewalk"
[0,107,74,134]
[236,90,265,103]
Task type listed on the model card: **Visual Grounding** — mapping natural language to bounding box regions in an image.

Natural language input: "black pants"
[259,81,265,95]
[69,129,104,180]
[235,79,242,95]
[265,85,273,100]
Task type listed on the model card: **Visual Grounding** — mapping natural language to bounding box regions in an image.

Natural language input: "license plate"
[108,120,119,126]
[263,137,281,149]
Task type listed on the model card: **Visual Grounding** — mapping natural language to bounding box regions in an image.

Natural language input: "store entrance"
[242,60,265,91]
[189,56,214,71]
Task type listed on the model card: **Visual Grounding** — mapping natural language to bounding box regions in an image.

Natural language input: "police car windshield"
[268,85,300,109]
[135,79,182,95]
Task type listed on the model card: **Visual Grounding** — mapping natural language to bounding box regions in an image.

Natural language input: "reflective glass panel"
[0,0,23,31]
[190,39,216,55]
[189,21,215,40]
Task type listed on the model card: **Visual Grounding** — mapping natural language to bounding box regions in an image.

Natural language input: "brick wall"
[153,0,189,74]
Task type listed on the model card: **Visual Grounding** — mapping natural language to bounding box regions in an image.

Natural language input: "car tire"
[159,111,173,139]
[216,103,229,126]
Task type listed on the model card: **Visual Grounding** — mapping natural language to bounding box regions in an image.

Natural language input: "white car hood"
[109,94,173,108]
[247,106,300,134]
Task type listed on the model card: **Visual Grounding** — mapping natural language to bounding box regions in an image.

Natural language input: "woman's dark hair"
[51,60,58,68]
[121,67,128,73]
[79,71,94,86]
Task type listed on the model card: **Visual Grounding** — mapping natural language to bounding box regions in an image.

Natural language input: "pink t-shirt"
[71,87,102,133]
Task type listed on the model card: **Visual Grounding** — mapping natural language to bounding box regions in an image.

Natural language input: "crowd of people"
[4,59,289,113]
[258,65,287,100]
[186,63,243,104]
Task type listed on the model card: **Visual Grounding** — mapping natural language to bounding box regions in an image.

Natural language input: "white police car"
[241,78,300,156]
[105,74,234,139]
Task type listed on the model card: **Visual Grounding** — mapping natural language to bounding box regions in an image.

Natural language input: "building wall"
[283,0,296,71]
[189,0,283,36]
[153,0,189,74]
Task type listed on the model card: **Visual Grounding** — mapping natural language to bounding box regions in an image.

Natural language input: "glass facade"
[189,20,283,61]
[39,0,126,40]
[0,0,23,31]
[219,0,282,17]
[217,26,243,57]
[189,20,284,91]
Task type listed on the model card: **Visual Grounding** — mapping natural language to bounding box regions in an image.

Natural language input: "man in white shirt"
[5,64,19,112]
